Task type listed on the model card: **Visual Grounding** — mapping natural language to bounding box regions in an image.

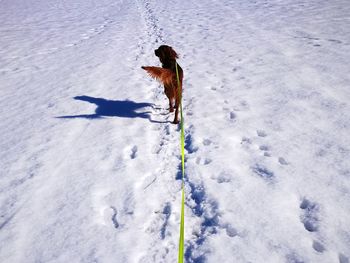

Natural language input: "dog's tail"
[141,66,174,86]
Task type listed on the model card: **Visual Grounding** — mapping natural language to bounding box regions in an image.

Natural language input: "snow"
[1,0,350,262]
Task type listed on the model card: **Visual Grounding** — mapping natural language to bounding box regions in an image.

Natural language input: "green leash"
[175,61,185,263]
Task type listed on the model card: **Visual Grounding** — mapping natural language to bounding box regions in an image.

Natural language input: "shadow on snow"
[57,95,165,123]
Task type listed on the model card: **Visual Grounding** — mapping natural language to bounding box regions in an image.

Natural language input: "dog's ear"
[166,46,179,59]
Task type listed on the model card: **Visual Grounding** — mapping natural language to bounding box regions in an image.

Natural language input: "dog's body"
[142,45,183,124]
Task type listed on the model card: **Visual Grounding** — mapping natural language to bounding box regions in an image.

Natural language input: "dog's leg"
[164,85,174,113]
[169,98,174,112]
[173,96,180,124]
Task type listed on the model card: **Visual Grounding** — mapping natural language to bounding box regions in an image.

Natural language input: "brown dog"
[142,45,183,124]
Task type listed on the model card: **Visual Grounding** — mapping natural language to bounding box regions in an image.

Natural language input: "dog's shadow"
[57,95,165,123]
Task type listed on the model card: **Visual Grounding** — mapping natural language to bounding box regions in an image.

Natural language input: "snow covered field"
[1,0,350,262]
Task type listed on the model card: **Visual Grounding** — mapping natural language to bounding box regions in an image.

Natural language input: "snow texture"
[1,0,350,262]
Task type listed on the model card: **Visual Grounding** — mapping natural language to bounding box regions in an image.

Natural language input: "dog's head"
[154,45,178,63]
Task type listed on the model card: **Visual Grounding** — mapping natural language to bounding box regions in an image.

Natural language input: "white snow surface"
[1,0,350,262]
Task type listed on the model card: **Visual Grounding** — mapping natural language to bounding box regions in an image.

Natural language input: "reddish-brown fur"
[141,45,183,124]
